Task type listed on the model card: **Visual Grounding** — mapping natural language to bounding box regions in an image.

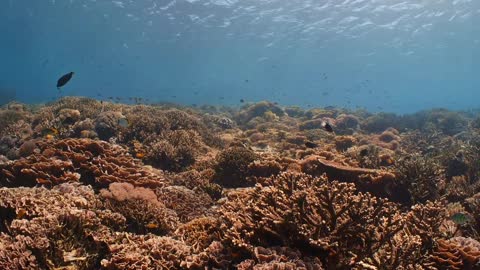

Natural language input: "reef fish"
[56,72,74,90]
[450,212,470,225]
[322,121,334,133]
[304,141,318,148]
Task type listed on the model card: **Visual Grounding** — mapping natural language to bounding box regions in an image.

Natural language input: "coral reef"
[0,138,168,188]
[213,146,257,188]
[1,98,479,269]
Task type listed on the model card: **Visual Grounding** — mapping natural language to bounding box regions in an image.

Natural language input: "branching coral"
[394,154,442,205]
[236,101,285,125]
[213,146,257,188]
[218,172,404,268]
[0,184,113,270]
[100,182,179,235]
[144,130,203,172]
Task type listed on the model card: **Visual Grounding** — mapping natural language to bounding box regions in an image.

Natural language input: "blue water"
[1,0,479,113]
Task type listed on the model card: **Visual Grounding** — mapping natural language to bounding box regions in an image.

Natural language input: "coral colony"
[1,97,480,269]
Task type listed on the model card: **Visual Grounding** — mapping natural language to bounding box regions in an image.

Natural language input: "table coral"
[300,155,398,200]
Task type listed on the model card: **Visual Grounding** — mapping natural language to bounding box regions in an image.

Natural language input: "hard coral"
[100,183,179,235]
[219,172,403,268]
[0,184,112,270]
[394,154,442,205]
[0,138,168,188]
[430,237,480,270]
[214,146,257,188]
[155,185,213,223]
[94,111,125,140]
[237,246,324,270]
[145,130,202,172]
[236,101,285,125]
[100,234,192,270]
[300,155,398,200]
[335,114,360,135]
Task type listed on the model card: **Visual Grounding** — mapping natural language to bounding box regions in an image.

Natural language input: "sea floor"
[0,96,479,269]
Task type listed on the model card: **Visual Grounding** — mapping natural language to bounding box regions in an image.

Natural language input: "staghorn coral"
[218,172,404,268]
[394,154,442,205]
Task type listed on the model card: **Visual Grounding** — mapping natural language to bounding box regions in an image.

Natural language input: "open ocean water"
[1,0,479,113]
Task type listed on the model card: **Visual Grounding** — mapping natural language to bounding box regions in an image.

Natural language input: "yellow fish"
[16,209,27,219]
[145,222,159,229]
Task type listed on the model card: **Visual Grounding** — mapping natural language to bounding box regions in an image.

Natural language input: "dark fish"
[56,72,74,90]
[450,212,470,225]
[322,122,334,133]
[245,79,249,83]
[240,99,245,103]
[305,141,318,148]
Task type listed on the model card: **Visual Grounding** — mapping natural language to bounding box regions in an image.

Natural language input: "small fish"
[305,141,318,148]
[56,72,74,90]
[450,212,470,225]
[118,117,129,128]
[240,99,245,103]
[16,209,27,219]
[245,79,249,83]
[135,152,145,159]
[322,122,334,133]
[41,127,59,137]
[145,222,159,229]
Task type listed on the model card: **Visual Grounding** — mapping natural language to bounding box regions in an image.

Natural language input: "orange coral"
[430,237,480,270]
[300,155,397,199]
[0,138,169,188]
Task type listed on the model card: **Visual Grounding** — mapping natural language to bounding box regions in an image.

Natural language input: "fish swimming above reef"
[56,72,74,90]
[305,141,319,148]
[322,121,334,133]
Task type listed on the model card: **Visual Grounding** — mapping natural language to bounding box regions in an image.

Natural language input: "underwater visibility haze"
[4,1,480,270]
[1,0,479,113]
